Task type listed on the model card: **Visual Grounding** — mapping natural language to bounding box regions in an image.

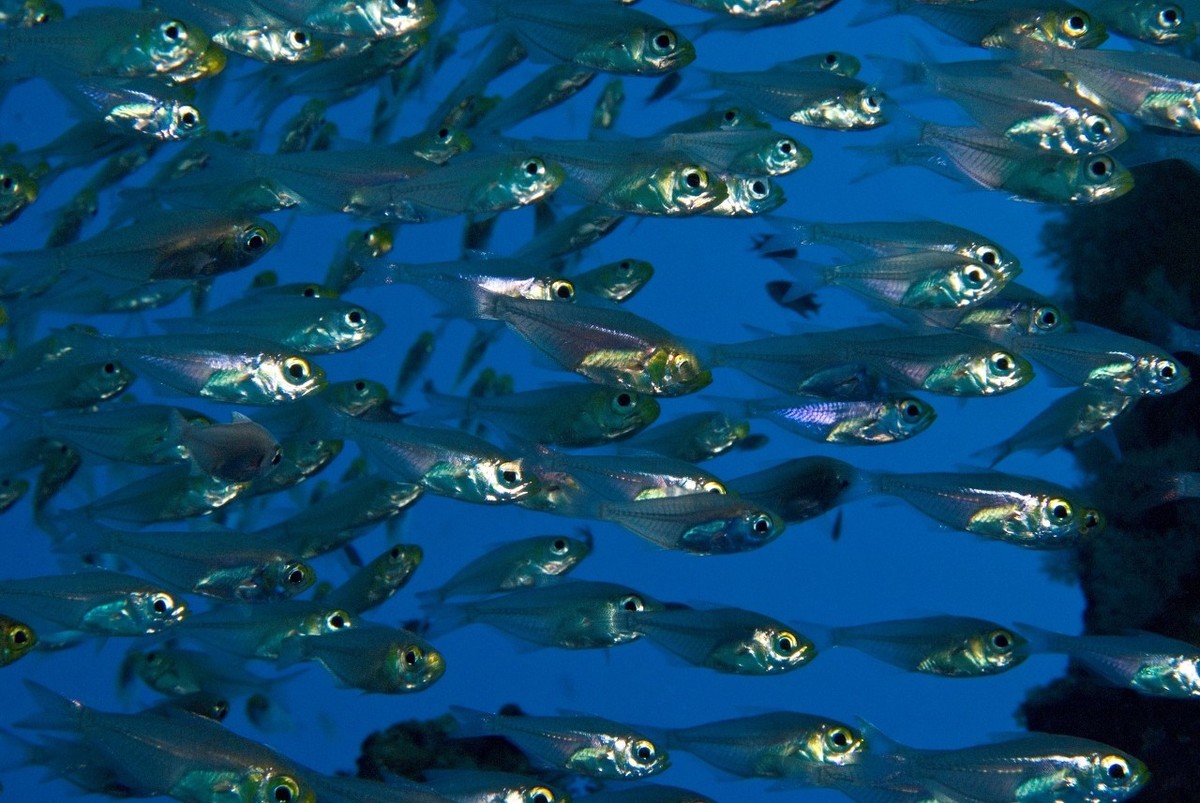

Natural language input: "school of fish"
[2,0,1199,799]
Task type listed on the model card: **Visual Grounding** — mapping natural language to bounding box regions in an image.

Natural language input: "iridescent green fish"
[1011,325,1189,396]
[722,393,936,445]
[594,493,785,555]
[451,707,670,779]
[869,0,1106,49]
[66,462,247,524]
[571,258,654,303]
[320,544,422,614]
[1092,0,1195,43]
[810,615,1028,677]
[0,572,186,637]
[0,613,36,666]
[279,624,443,694]
[625,411,751,462]
[633,604,816,675]
[181,600,352,661]
[702,66,888,130]
[418,533,591,601]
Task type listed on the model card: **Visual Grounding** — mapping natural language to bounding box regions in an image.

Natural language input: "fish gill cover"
[0,0,1196,800]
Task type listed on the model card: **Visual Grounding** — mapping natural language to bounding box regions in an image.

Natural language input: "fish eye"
[673,355,697,380]
[345,308,366,327]
[178,106,200,128]
[1081,509,1103,533]
[327,611,349,629]
[161,21,185,41]
[989,630,1013,650]
[289,28,309,47]
[778,138,795,155]
[1086,115,1110,136]
[1088,156,1113,180]
[550,537,569,554]
[618,260,632,272]
[620,594,644,612]
[523,158,545,176]
[1104,756,1130,781]
[530,788,554,803]
[975,246,999,266]
[1158,360,1178,381]
[0,174,13,192]
[551,280,574,300]
[145,651,160,663]
[1062,12,1089,35]
[436,127,450,140]
[403,646,422,666]
[272,778,301,802]
[1034,306,1059,330]
[302,284,318,297]
[825,52,839,64]
[286,565,308,585]
[683,169,705,190]
[900,399,924,421]
[776,632,796,653]
[150,594,172,615]
[613,392,634,410]
[749,179,769,199]
[103,362,117,374]
[1160,5,1182,26]
[861,93,881,114]
[498,461,523,487]
[703,480,726,494]
[243,227,268,251]
[964,266,987,285]
[751,514,773,536]
[10,626,30,644]
[828,728,851,749]
[633,740,655,763]
[723,108,738,122]
[271,449,282,465]
[283,357,311,383]
[990,352,1015,374]
[651,29,676,53]
[1048,498,1073,520]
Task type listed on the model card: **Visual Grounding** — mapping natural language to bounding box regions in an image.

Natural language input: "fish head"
[214,25,326,64]
[764,135,812,175]
[313,304,386,352]
[961,626,1030,674]
[386,639,445,692]
[796,87,888,131]
[255,354,328,402]
[957,349,1033,396]
[679,502,783,554]
[456,457,540,504]
[269,560,317,599]
[645,346,712,396]
[1,616,36,665]
[502,156,565,208]
[128,589,188,634]
[1026,301,1072,335]
[0,161,38,225]
[1047,8,1108,48]
[578,734,668,778]
[1132,655,1200,697]
[413,125,472,165]
[130,16,207,76]
[168,42,227,83]
[716,625,815,675]
[719,175,786,217]
[595,388,661,435]
[1081,750,1150,800]
[1134,1,1196,43]
[1071,153,1134,204]
[593,258,655,302]
[1134,354,1190,395]
[301,608,353,637]
[326,378,391,417]
[251,771,316,803]
[349,0,436,38]
[877,396,937,441]
[537,534,591,576]
[228,219,280,268]
[649,163,727,215]
[608,26,693,75]
[76,360,137,405]
[804,720,866,766]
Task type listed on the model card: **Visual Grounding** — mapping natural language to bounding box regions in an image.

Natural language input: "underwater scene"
[2,0,1199,799]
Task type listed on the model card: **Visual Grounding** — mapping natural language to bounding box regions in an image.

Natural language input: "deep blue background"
[1,1,1092,799]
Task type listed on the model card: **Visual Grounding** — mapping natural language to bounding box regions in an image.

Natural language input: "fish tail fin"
[19,680,85,731]
[418,598,472,639]
[275,635,311,668]
[848,0,906,27]
[701,393,751,422]
[447,704,497,738]
[685,337,721,368]
[1166,320,1200,354]
[969,438,1012,468]
[1012,621,1075,655]
[793,619,836,652]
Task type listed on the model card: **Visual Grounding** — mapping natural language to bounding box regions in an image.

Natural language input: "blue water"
[1,1,1093,799]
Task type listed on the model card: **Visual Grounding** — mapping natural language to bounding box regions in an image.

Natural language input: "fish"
[423,770,566,803]
[20,681,318,803]
[631,604,816,674]
[180,600,352,661]
[1010,325,1190,396]
[420,382,661,447]
[0,571,186,638]
[417,533,591,601]
[865,0,1107,49]
[593,492,786,555]
[118,645,277,699]
[729,457,864,524]
[571,258,654,303]
[0,613,36,666]
[973,386,1134,465]
[622,411,751,461]
[700,65,888,130]
[278,624,444,694]
[425,579,663,649]
[170,411,281,482]
[54,521,316,602]
[319,544,422,613]
[809,615,1029,677]
[1090,0,1196,43]
[1018,623,1200,698]
[863,469,1106,547]
[61,462,249,524]
[450,706,670,779]
[715,393,936,444]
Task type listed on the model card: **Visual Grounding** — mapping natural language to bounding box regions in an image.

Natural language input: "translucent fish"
[663,712,866,778]
[450,706,670,779]
[729,457,865,524]
[279,624,444,694]
[0,354,135,410]
[651,127,811,176]
[1011,325,1189,395]
[895,281,1074,345]
[465,0,694,75]
[20,681,317,803]
[703,174,784,217]
[320,544,422,614]
[55,522,315,602]
[866,469,1105,547]
[580,784,716,803]
[973,386,1133,465]
[0,571,186,638]
[252,0,436,41]
[1018,623,1200,698]
[119,645,276,698]
[1091,0,1196,43]
[720,393,936,444]
[571,258,654,303]
[594,493,785,554]
[45,72,206,141]
[521,450,728,514]
[813,615,1029,677]
[181,600,352,661]
[867,0,1107,48]
[592,78,625,130]
[421,382,660,447]
[0,613,36,666]
[425,579,663,649]
[702,66,888,130]
[0,155,39,227]
[624,411,751,461]
[170,411,281,482]
[633,604,816,674]
[473,63,597,133]
[395,330,437,397]
[364,257,577,316]
[417,533,591,601]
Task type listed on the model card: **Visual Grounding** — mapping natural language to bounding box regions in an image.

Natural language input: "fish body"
[595,492,785,554]
[633,604,816,674]
[279,624,444,694]
[0,571,186,637]
[975,385,1133,465]
[729,393,936,444]
[705,67,888,130]
[730,457,863,523]
[427,579,662,649]
[67,462,248,524]
[898,281,1074,344]
[869,470,1105,547]
[181,600,352,660]
[823,615,1029,676]
[450,706,670,779]
[420,534,591,601]
[321,544,422,613]
[625,411,751,461]
[1011,326,1189,395]
[887,0,1106,48]
[172,411,281,482]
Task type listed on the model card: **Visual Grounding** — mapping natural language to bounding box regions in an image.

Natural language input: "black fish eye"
[329,614,346,628]
[291,29,308,46]
[830,729,849,747]
[992,632,1011,649]
[354,380,367,392]
[903,401,922,420]
[1162,7,1180,24]
[1160,363,1176,379]
[554,281,573,299]
[164,23,179,39]
[146,651,159,663]
[347,309,364,324]
[551,538,567,553]
[524,159,542,175]
[779,140,793,154]
[684,171,702,188]
[287,360,308,380]
[532,793,550,803]
[621,595,642,612]
[502,469,518,484]
[825,52,838,63]
[437,127,449,138]
[1091,118,1109,135]
[1090,157,1110,177]
[653,30,674,51]
[0,176,12,191]
[618,260,631,271]
[12,628,29,644]
[1084,511,1100,528]
[404,648,419,665]
[616,392,632,407]
[180,110,197,126]
[152,597,169,614]
[303,285,317,297]
[979,248,998,265]
[1038,308,1058,327]
[1107,759,1127,779]
[636,744,653,761]
[271,450,282,465]
[776,634,794,653]
[751,179,767,196]
[965,267,985,284]
[274,783,294,802]
[752,515,771,535]
[288,568,305,584]
[723,109,737,122]
[992,354,1012,372]
[1066,13,1087,32]
[1051,502,1070,519]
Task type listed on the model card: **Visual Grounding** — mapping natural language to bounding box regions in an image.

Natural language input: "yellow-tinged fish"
[0,613,36,666]
[278,624,444,694]
[631,604,816,675]
[418,533,591,601]
[1011,325,1189,395]
[0,571,186,638]
[319,544,422,614]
